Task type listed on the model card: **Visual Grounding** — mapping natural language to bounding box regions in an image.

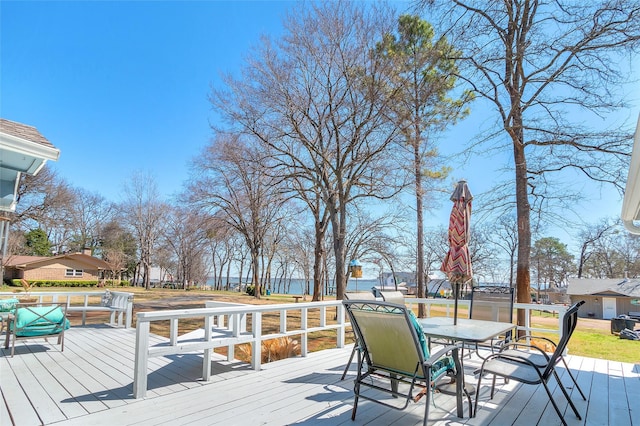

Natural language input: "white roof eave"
[622,113,640,234]
[0,133,60,163]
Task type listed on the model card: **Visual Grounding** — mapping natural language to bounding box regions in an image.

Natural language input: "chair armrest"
[484,350,542,370]
[500,341,551,361]
[514,334,558,348]
[424,343,461,367]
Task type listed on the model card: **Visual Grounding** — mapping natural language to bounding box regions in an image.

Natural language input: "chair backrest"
[344,292,377,301]
[343,300,425,377]
[469,286,514,323]
[13,303,69,337]
[380,291,405,305]
[540,300,585,380]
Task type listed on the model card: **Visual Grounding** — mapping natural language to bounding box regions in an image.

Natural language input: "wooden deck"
[1,325,638,425]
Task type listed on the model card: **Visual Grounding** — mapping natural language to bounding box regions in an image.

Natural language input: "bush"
[245,285,265,296]
[8,279,129,288]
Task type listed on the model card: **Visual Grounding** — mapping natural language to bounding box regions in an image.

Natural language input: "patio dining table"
[419,316,516,417]
[419,317,515,344]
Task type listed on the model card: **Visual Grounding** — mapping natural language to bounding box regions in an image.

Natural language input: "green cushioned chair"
[0,298,20,335]
[8,303,70,357]
[343,300,469,425]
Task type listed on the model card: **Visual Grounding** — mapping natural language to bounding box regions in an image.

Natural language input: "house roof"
[0,118,60,212]
[566,278,640,298]
[4,253,113,270]
[622,113,640,234]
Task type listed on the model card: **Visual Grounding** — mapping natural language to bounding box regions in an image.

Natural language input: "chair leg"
[341,343,358,380]
[541,378,569,426]
[473,369,483,418]
[351,375,360,420]
[561,357,586,400]
[553,370,582,420]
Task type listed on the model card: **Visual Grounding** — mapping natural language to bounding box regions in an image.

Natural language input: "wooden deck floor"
[1,325,638,425]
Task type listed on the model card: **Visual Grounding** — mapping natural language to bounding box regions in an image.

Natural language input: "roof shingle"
[0,118,54,148]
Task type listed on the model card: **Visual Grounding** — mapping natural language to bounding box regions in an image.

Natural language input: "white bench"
[65,290,134,328]
[0,290,134,328]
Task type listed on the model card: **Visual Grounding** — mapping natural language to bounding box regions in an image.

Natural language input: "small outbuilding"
[566,278,640,319]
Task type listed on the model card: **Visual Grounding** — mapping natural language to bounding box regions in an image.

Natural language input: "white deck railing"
[133,300,346,398]
[132,298,566,398]
[0,290,134,328]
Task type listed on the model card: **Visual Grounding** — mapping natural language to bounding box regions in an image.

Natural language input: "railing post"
[133,318,150,398]
[203,315,212,381]
[337,303,345,348]
[125,294,133,328]
[280,309,287,333]
[301,308,308,357]
[170,318,178,346]
[252,312,262,371]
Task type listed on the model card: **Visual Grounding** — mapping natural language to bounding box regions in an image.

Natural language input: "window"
[65,269,83,277]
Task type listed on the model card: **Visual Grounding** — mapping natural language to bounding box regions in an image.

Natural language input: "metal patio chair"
[467,286,514,357]
[380,290,405,305]
[344,300,469,425]
[473,300,584,426]
[341,292,377,380]
[497,300,587,401]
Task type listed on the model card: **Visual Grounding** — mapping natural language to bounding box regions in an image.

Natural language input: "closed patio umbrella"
[441,180,473,325]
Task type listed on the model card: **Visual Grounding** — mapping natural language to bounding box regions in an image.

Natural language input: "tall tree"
[211,2,404,300]
[120,172,167,290]
[189,133,287,298]
[531,236,574,300]
[162,206,210,289]
[423,0,640,328]
[24,228,51,256]
[376,14,471,316]
[487,214,519,287]
[575,218,617,278]
[67,188,113,253]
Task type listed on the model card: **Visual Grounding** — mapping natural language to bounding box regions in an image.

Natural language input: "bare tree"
[423,0,640,328]
[120,172,167,290]
[67,188,113,253]
[189,133,287,298]
[211,2,405,300]
[100,220,137,282]
[575,218,617,278]
[13,167,75,253]
[487,214,519,287]
[162,206,210,289]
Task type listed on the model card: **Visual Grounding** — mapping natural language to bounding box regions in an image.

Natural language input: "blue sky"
[1,1,637,256]
[1,1,296,201]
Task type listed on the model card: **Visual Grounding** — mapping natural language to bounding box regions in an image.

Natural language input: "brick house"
[3,252,114,282]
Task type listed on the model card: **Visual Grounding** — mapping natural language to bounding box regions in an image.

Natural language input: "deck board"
[1,325,638,426]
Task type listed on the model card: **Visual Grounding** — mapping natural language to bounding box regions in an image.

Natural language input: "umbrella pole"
[453,282,459,325]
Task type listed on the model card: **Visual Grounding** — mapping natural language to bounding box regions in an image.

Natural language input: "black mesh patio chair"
[344,300,469,425]
[473,300,585,426]
[497,300,587,401]
[467,286,514,357]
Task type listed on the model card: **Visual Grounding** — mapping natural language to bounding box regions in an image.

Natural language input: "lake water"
[206,277,381,296]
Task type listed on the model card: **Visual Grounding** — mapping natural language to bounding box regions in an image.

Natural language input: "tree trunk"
[414,138,426,317]
[513,134,531,334]
[312,220,325,301]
